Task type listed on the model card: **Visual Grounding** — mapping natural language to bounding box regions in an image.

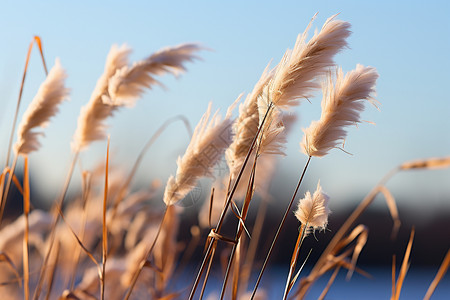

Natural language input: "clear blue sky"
[1,1,449,216]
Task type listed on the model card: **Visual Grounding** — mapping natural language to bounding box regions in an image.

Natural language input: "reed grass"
[0,13,449,300]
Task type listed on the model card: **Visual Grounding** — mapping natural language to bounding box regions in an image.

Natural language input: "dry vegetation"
[0,15,449,300]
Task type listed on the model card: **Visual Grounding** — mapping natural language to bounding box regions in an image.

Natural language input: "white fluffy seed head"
[294,181,330,235]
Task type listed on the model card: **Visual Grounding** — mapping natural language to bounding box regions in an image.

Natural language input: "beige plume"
[268,14,351,111]
[72,43,201,152]
[294,181,330,235]
[301,64,379,157]
[163,100,238,206]
[14,59,70,155]
[106,43,202,107]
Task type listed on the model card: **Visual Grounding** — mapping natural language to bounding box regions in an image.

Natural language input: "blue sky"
[1,1,449,215]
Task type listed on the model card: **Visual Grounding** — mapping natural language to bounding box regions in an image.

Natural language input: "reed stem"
[250,155,311,299]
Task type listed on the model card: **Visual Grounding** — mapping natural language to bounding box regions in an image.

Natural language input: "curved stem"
[250,156,311,299]
[0,155,18,226]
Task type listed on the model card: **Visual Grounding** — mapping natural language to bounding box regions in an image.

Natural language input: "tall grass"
[0,14,449,300]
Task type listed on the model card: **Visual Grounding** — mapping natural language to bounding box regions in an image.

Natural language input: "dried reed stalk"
[5,36,47,168]
[22,157,31,300]
[100,138,110,300]
[391,228,415,300]
[424,249,450,300]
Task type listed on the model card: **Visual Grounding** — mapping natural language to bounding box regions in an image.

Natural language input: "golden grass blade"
[1,168,24,195]
[208,188,215,228]
[283,225,306,300]
[199,245,217,300]
[231,239,242,300]
[379,186,401,239]
[391,255,396,298]
[288,248,312,296]
[101,137,110,300]
[343,225,368,280]
[5,36,48,168]
[424,249,450,300]
[392,228,415,300]
[400,156,450,170]
[318,265,341,300]
[23,156,31,300]
[0,155,19,226]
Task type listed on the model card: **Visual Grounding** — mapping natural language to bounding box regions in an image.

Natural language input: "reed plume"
[71,44,131,151]
[14,59,69,155]
[106,43,202,106]
[72,43,200,151]
[301,64,379,157]
[226,64,274,179]
[268,14,351,111]
[163,100,238,206]
[294,181,330,234]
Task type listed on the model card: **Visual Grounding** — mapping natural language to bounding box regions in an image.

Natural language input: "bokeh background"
[0,0,449,298]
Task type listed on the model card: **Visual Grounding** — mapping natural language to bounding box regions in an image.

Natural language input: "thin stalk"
[250,155,312,300]
[5,36,47,168]
[199,243,217,300]
[101,138,110,300]
[219,156,258,300]
[124,206,170,300]
[23,156,30,300]
[0,155,19,226]
[188,102,274,300]
[282,224,307,300]
[240,196,268,293]
[32,151,79,300]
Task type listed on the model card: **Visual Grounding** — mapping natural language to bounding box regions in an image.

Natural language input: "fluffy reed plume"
[256,93,287,156]
[13,59,69,155]
[72,43,200,151]
[163,100,238,206]
[301,64,379,157]
[226,64,274,178]
[106,43,201,106]
[71,44,131,151]
[266,14,351,111]
[295,181,330,234]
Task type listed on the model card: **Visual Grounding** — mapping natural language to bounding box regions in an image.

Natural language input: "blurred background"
[0,0,449,298]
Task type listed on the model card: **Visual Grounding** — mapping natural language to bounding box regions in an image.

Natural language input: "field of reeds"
[0,14,449,300]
